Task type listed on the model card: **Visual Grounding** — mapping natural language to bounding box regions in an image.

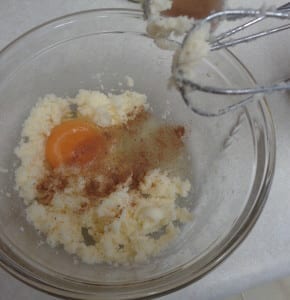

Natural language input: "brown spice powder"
[36,110,185,205]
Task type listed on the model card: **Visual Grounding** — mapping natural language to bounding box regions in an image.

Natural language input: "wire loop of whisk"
[178,6,290,96]
[178,78,290,96]
[143,1,290,116]
[203,7,290,50]
[176,5,290,116]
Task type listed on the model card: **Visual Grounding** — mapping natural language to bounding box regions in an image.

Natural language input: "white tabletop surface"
[1,0,290,299]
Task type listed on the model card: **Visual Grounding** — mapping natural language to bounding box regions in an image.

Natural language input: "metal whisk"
[144,2,290,116]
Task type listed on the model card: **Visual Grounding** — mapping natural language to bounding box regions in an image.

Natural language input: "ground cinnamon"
[36,110,185,205]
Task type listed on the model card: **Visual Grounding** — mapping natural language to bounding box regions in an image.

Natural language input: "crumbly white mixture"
[144,0,210,88]
[146,0,194,39]
[15,90,192,265]
[149,0,173,16]
[71,90,148,127]
[172,23,211,86]
[147,16,193,39]
[15,91,148,202]
[125,75,134,88]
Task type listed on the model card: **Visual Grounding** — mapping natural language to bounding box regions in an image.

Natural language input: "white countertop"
[1,0,290,299]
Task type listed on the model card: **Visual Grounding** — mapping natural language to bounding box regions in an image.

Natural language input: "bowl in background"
[0,9,275,299]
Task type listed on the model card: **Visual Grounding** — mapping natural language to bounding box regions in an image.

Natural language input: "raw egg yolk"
[45,119,107,168]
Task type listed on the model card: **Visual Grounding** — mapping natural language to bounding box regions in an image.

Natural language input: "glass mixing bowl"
[0,8,275,300]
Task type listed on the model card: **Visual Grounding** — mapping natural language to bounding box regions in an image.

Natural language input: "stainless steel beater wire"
[179,86,255,117]
[211,23,290,50]
[178,77,290,95]
[213,2,290,43]
[177,9,290,95]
